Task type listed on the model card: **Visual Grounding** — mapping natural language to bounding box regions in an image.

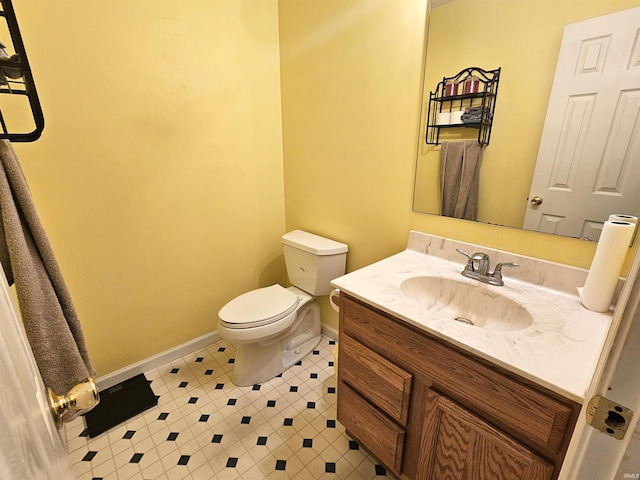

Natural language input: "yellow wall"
[279,0,428,268]
[6,0,637,374]
[279,0,638,331]
[279,0,431,325]
[11,1,287,376]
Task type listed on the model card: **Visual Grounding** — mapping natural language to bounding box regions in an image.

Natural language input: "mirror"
[413,0,640,240]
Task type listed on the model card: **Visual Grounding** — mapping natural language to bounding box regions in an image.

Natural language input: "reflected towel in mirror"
[440,140,484,220]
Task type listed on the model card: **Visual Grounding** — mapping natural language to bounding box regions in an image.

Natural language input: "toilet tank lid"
[282,230,348,255]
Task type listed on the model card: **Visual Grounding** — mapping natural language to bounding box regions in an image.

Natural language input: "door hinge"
[586,395,634,440]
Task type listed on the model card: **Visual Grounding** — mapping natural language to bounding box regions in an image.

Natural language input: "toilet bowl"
[217,230,348,386]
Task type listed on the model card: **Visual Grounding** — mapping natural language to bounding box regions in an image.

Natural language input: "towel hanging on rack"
[0,141,94,417]
[439,140,484,220]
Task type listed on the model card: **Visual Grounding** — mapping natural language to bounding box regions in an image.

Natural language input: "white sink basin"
[331,233,615,401]
[400,276,533,332]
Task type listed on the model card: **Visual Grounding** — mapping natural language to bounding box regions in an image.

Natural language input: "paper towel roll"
[608,214,638,246]
[450,110,464,125]
[435,112,450,125]
[578,220,635,312]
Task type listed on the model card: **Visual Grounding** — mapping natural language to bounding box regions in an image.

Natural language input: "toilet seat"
[218,285,300,329]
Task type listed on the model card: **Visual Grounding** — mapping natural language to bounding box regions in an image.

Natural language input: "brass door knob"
[47,377,100,429]
[530,195,543,206]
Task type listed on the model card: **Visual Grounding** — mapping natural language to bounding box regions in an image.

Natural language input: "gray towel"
[440,140,484,220]
[461,106,493,125]
[0,141,94,408]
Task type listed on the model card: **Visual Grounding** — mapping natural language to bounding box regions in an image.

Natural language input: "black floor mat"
[84,373,157,438]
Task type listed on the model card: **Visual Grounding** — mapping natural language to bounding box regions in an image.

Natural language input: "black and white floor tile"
[65,336,389,479]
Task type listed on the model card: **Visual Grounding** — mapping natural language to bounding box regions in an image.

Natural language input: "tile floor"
[64,336,389,479]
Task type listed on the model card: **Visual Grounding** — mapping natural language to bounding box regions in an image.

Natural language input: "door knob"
[47,377,100,429]
[530,195,543,206]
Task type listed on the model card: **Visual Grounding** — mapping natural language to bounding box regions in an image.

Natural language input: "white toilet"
[217,230,348,386]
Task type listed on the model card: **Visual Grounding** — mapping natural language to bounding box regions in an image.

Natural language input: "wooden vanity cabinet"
[337,294,581,480]
[418,389,554,479]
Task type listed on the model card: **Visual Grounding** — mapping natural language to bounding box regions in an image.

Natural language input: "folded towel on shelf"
[0,141,94,413]
[440,140,484,220]
[461,106,493,124]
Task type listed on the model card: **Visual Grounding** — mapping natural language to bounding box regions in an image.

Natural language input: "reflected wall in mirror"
[413,0,640,241]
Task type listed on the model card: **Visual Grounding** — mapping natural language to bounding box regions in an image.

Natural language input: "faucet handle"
[456,249,475,271]
[456,248,472,260]
[494,262,519,271]
[492,262,519,284]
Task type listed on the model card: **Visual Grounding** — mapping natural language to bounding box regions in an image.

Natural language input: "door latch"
[586,395,633,440]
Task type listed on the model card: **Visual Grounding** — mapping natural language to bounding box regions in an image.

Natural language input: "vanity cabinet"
[337,294,580,480]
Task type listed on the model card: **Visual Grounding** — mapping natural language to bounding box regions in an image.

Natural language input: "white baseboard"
[96,331,221,391]
[321,323,338,341]
[96,324,338,392]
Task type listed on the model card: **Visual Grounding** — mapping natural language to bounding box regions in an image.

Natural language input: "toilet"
[217,230,348,386]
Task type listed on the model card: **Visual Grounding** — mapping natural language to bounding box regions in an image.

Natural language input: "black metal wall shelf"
[426,67,500,146]
[0,0,44,142]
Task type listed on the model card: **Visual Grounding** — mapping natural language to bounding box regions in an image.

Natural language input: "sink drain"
[454,316,474,325]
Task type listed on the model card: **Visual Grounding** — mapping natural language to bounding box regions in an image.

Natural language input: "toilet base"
[232,342,284,387]
[282,333,322,374]
[230,300,321,386]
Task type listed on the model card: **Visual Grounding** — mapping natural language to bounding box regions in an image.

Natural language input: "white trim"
[96,324,338,390]
[321,323,338,341]
[560,243,640,479]
[95,324,338,392]
[95,331,221,391]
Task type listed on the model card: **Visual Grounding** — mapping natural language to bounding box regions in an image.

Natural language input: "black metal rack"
[0,0,43,142]
[425,67,500,146]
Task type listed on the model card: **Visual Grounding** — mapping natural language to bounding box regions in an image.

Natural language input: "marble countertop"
[330,231,614,403]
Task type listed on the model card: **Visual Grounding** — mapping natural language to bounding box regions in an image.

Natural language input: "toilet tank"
[282,230,348,296]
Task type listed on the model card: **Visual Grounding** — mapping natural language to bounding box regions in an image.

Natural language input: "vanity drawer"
[339,334,412,426]
[337,381,405,474]
[340,294,578,456]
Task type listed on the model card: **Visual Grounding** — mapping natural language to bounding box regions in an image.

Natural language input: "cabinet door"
[418,389,554,480]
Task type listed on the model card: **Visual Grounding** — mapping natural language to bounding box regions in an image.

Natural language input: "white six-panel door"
[0,271,75,479]
[523,7,640,240]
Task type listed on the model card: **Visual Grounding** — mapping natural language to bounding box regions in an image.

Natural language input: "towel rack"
[0,0,44,142]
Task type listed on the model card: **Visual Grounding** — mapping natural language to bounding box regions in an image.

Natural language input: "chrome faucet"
[456,249,519,286]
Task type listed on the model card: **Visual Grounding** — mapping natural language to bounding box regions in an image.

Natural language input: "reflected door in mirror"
[523,7,640,240]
